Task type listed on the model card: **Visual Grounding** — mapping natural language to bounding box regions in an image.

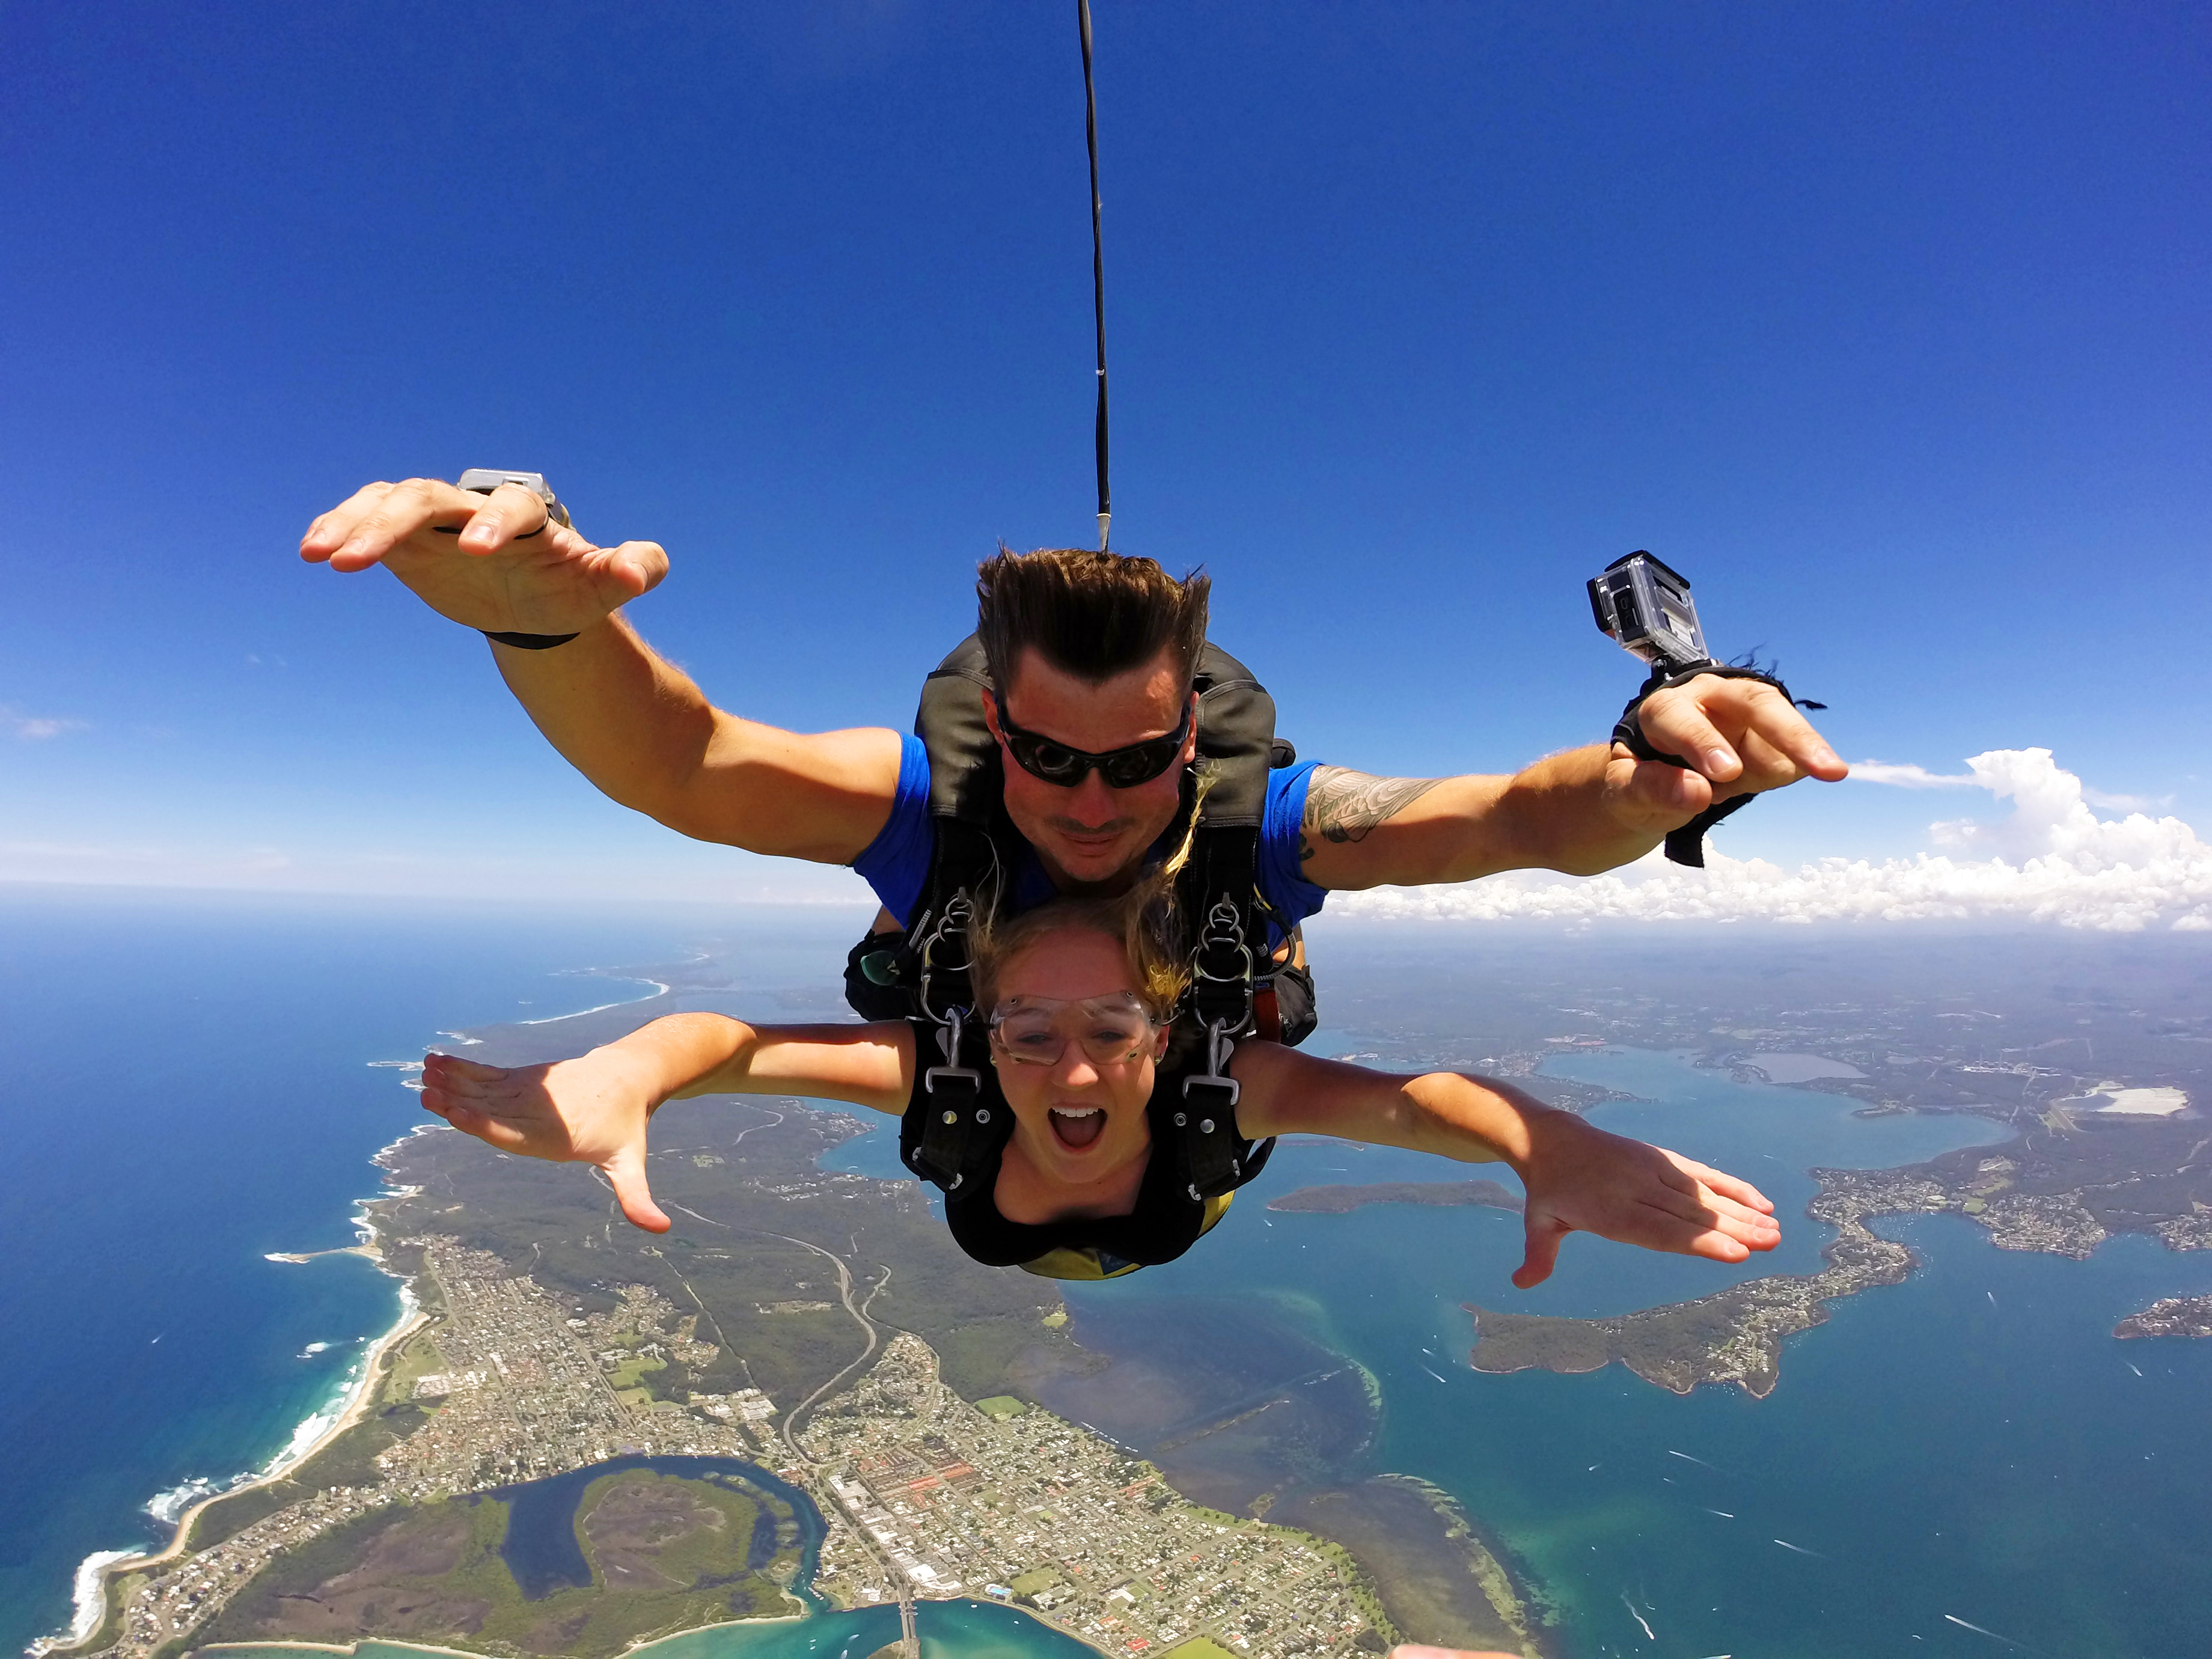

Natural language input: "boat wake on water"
[1944,1612,2038,1650]
[1619,1593,1656,1641]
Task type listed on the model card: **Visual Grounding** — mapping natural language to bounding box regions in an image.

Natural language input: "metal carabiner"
[916,890,977,1028]
[924,1006,982,1096]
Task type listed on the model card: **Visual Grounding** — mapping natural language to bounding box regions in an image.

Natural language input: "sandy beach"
[41,1139,432,1657]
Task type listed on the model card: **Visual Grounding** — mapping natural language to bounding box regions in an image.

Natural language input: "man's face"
[985,643,1197,891]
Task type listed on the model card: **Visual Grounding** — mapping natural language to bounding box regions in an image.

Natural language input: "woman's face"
[987,926,1169,1190]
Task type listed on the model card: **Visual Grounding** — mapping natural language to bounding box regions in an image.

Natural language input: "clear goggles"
[986,992,1162,1067]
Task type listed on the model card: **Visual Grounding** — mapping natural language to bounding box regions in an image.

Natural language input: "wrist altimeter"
[454,469,571,531]
[450,469,581,650]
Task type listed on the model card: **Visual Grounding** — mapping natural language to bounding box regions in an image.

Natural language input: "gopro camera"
[1587,551,1711,674]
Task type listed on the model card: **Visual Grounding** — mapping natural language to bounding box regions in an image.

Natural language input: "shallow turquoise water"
[1048,1046,2212,1657]
[207,1596,1098,1659]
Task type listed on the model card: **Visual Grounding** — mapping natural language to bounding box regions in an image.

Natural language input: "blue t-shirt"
[853,733,1328,939]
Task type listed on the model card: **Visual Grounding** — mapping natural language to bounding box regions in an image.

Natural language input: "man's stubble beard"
[1019,797,1183,896]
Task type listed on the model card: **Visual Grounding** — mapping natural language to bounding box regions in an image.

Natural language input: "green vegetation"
[379,1318,451,1405]
[974,1396,1027,1420]
[195,1468,796,1659]
[370,1096,1076,1413]
[605,1352,668,1392]
[1159,1639,1240,1659]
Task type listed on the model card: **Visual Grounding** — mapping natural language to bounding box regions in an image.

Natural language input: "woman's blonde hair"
[969,770,1213,1021]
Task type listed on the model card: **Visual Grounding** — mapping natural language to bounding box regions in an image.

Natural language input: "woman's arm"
[419,1015,914,1233]
[1230,1043,1779,1287]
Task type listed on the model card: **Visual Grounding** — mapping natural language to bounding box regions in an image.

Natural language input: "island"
[2115,1295,2212,1339]
[1465,1115,2212,1397]
[1268,1181,1523,1215]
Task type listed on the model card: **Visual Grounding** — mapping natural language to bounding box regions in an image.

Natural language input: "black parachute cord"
[1078,0,1111,552]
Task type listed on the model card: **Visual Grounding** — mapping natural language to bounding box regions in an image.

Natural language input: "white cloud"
[3,706,88,740]
[1336,748,2212,933]
[1852,756,2164,812]
[1848,760,1978,788]
[2082,786,2163,812]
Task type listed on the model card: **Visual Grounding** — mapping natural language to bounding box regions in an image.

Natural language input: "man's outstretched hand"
[1604,670,1848,833]
[419,1049,671,1233]
[301,477,667,637]
[1512,1113,1779,1289]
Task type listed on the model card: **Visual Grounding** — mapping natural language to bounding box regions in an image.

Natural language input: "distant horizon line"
[2,873,2199,938]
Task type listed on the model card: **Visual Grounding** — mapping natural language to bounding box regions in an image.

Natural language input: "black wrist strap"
[1613,664,1791,870]
[481,630,581,650]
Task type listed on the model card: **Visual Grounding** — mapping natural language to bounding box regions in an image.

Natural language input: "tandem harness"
[842,635,1310,1253]
[896,1034,1273,1281]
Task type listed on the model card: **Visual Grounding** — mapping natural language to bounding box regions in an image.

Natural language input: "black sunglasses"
[994,696,1195,789]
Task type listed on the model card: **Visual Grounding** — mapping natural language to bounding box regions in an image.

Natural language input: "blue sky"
[2,2,2205,909]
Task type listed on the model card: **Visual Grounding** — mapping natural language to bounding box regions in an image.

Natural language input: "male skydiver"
[299,477,1847,960]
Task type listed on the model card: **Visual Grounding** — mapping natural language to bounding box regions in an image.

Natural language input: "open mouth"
[1049,1105,1106,1150]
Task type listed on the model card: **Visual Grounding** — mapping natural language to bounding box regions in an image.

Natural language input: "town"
[61,1235,1390,1659]
[804,1332,1385,1656]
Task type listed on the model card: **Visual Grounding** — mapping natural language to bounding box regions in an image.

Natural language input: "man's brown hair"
[975,546,1209,694]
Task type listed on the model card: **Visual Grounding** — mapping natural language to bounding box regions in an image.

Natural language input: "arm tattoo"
[1300,766,1444,857]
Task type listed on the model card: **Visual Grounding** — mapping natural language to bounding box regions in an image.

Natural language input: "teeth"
[1051,1106,1101,1118]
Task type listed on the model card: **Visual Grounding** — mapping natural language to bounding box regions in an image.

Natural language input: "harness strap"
[1182,826,1260,1036]
[902,1009,1000,1195]
[1173,1021,1274,1202]
[1176,1076,1248,1200]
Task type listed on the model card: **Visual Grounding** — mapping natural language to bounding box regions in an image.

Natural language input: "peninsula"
[1467,1116,2212,1396]
[52,1092,1523,1659]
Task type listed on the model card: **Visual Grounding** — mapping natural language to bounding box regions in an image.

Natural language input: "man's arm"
[301,477,901,861]
[490,615,903,861]
[1297,673,1848,888]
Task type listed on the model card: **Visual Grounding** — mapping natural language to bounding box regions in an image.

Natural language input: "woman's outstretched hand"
[419,1049,672,1233]
[1513,1114,1778,1289]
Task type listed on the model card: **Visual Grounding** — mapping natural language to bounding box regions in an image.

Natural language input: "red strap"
[1254,983,1281,1043]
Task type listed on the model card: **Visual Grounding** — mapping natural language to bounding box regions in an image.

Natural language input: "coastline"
[37,961,683,1658]
[41,1130,430,1657]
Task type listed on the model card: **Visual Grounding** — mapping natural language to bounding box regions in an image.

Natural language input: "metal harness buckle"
[1178,1018,1243,1201]
[923,1006,982,1097]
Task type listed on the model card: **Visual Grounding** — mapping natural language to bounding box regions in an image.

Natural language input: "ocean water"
[16,894,2212,1659]
[0,888,860,1656]
[1041,1045,2212,1658]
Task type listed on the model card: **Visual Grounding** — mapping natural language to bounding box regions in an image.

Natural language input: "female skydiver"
[418,887,1779,1287]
